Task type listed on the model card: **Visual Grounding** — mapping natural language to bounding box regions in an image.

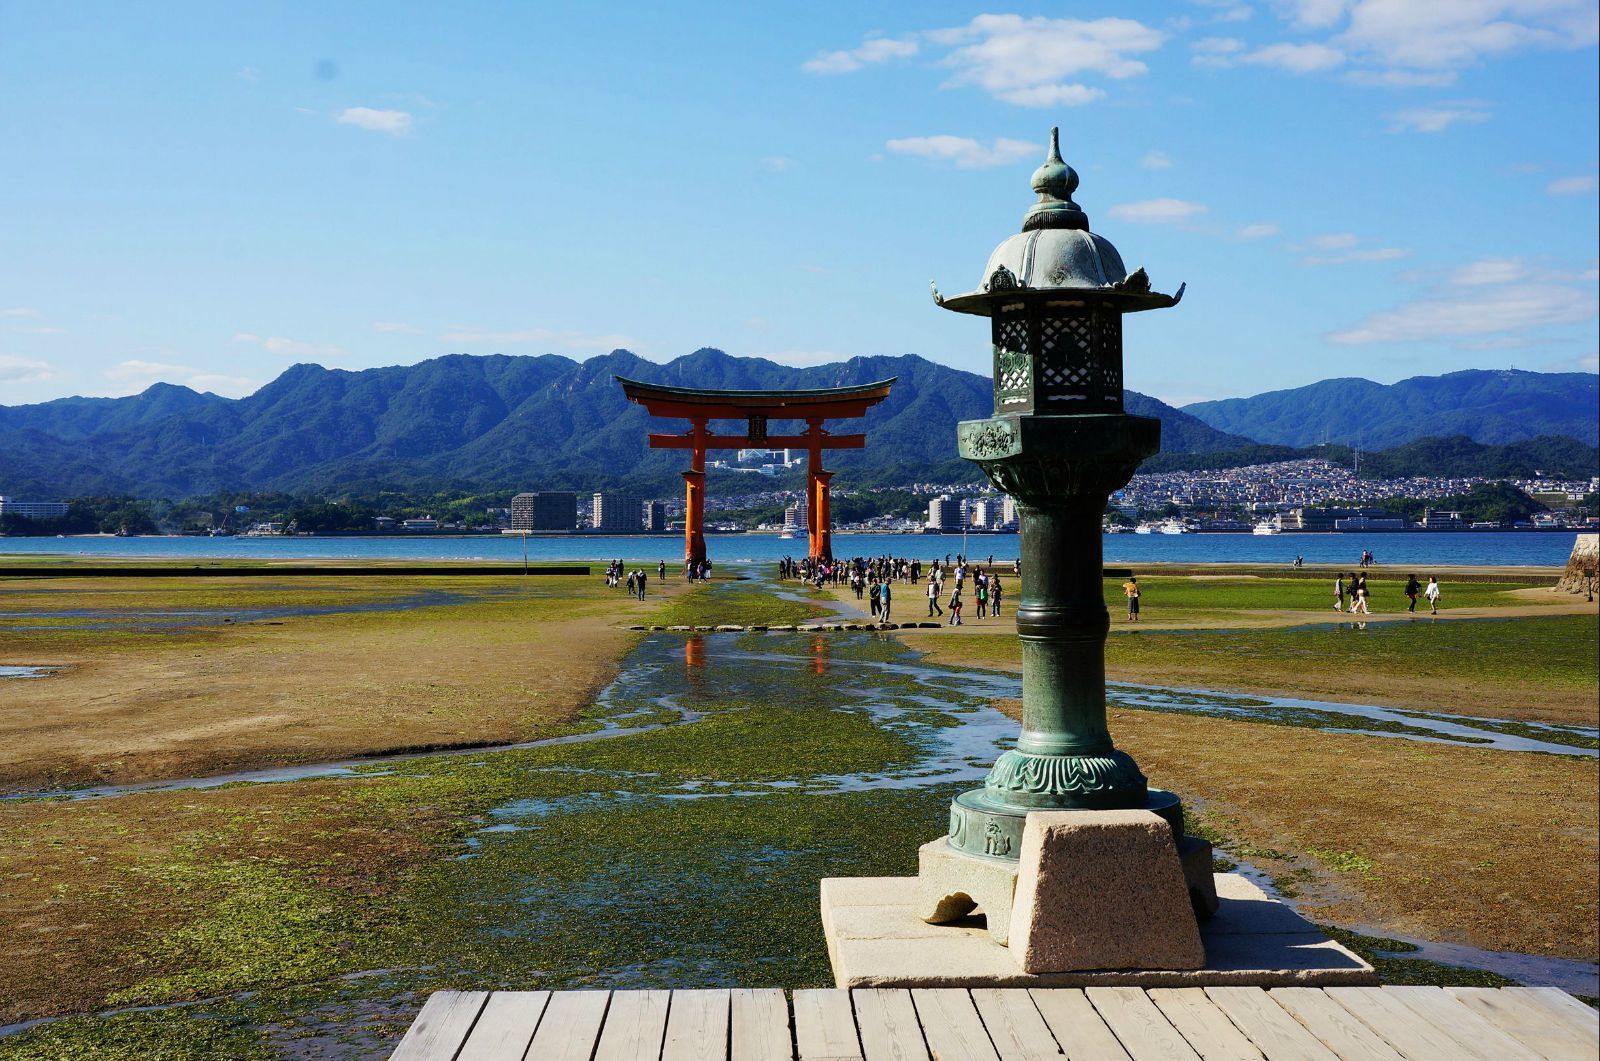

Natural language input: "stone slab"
[820,874,1378,989]
[1010,809,1204,973]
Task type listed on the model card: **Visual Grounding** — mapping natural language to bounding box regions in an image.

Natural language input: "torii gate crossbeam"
[616,376,896,563]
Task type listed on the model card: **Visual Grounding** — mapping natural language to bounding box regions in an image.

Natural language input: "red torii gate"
[616,377,896,563]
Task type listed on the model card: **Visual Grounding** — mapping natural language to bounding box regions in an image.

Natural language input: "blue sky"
[1,0,1596,408]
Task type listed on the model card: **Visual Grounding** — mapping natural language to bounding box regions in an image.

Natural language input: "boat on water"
[1157,519,1189,535]
[1252,519,1280,535]
[1133,524,1154,535]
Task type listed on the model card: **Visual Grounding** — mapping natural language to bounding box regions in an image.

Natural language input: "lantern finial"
[1024,127,1086,232]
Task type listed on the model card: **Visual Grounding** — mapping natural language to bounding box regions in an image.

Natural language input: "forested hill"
[0,349,1249,498]
[1182,369,1599,449]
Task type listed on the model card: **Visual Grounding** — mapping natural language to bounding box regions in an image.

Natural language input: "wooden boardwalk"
[392,985,1598,1059]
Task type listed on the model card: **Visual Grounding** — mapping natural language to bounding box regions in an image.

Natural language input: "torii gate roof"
[616,376,895,420]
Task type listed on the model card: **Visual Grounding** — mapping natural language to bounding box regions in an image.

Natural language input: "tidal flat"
[0,568,1594,1057]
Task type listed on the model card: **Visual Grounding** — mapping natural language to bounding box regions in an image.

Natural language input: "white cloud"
[1253,0,1600,85]
[1547,175,1598,195]
[936,15,1167,105]
[1106,198,1208,223]
[0,355,54,383]
[232,332,343,357]
[1141,150,1173,170]
[1384,102,1491,133]
[993,83,1106,107]
[805,16,1168,106]
[884,135,1038,169]
[0,307,37,318]
[1451,258,1528,285]
[1303,246,1413,265]
[1236,222,1281,239]
[439,326,635,350]
[103,359,261,397]
[802,36,918,75]
[1337,0,1597,72]
[372,321,422,334]
[1243,41,1345,72]
[1275,0,1351,30]
[334,107,413,136]
[1310,232,1359,249]
[1343,68,1455,87]
[1192,36,1246,53]
[1329,256,1598,344]
[759,155,799,172]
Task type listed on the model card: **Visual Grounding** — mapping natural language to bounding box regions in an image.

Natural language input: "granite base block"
[821,872,1378,989]
[1009,809,1204,973]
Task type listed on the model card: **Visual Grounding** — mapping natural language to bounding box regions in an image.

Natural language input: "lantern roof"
[932,128,1184,317]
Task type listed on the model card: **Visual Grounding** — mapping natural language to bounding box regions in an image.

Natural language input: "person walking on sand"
[990,575,1003,617]
[1334,573,1346,612]
[1404,574,1420,613]
[879,579,892,624]
[1123,575,1141,622]
[868,578,881,620]
[975,578,988,621]
[636,569,648,601]
[1352,573,1369,615]
[1425,576,1441,615]
[948,591,963,626]
[927,576,943,617]
[659,560,667,582]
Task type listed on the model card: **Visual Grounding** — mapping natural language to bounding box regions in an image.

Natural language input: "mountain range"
[0,352,1593,499]
[1182,369,1598,449]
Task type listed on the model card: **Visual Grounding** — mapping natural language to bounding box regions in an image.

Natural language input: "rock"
[628,625,647,630]
[918,622,941,629]
[797,624,822,631]
[919,838,1020,944]
[715,624,743,632]
[768,625,795,632]
[1009,809,1205,973]
[667,625,693,632]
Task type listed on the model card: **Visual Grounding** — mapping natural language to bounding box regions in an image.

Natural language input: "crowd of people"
[779,553,1018,626]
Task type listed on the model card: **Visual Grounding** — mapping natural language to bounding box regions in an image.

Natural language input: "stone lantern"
[928,128,1197,890]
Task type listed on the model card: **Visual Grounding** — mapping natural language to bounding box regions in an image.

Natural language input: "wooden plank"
[1268,988,1403,1060]
[1505,987,1600,1043]
[457,992,551,1061]
[731,988,794,1061]
[526,990,611,1061]
[1326,986,1488,1061]
[853,989,930,1061]
[1447,987,1598,1059]
[795,988,863,1060]
[662,989,732,1061]
[1382,986,1540,1061]
[1029,990,1130,1061]
[1147,989,1261,1061]
[910,989,1001,1061]
[1084,987,1199,1061]
[1202,988,1335,1061]
[970,989,1062,1060]
[593,990,671,1061]
[392,990,489,1061]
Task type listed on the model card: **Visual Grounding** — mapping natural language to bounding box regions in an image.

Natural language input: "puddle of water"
[0,665,51,679]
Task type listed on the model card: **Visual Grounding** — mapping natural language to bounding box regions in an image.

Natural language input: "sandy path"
[0,577,688,792]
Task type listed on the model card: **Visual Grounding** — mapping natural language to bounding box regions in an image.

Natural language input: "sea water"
[0,530,1582,567]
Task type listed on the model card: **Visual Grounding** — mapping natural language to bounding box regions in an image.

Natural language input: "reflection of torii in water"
[616,377,895,563]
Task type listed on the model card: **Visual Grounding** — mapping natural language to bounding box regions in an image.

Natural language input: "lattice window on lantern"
[992,312,1032,407]
[1097,313,1124,409]
[1036,311,1097,403]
